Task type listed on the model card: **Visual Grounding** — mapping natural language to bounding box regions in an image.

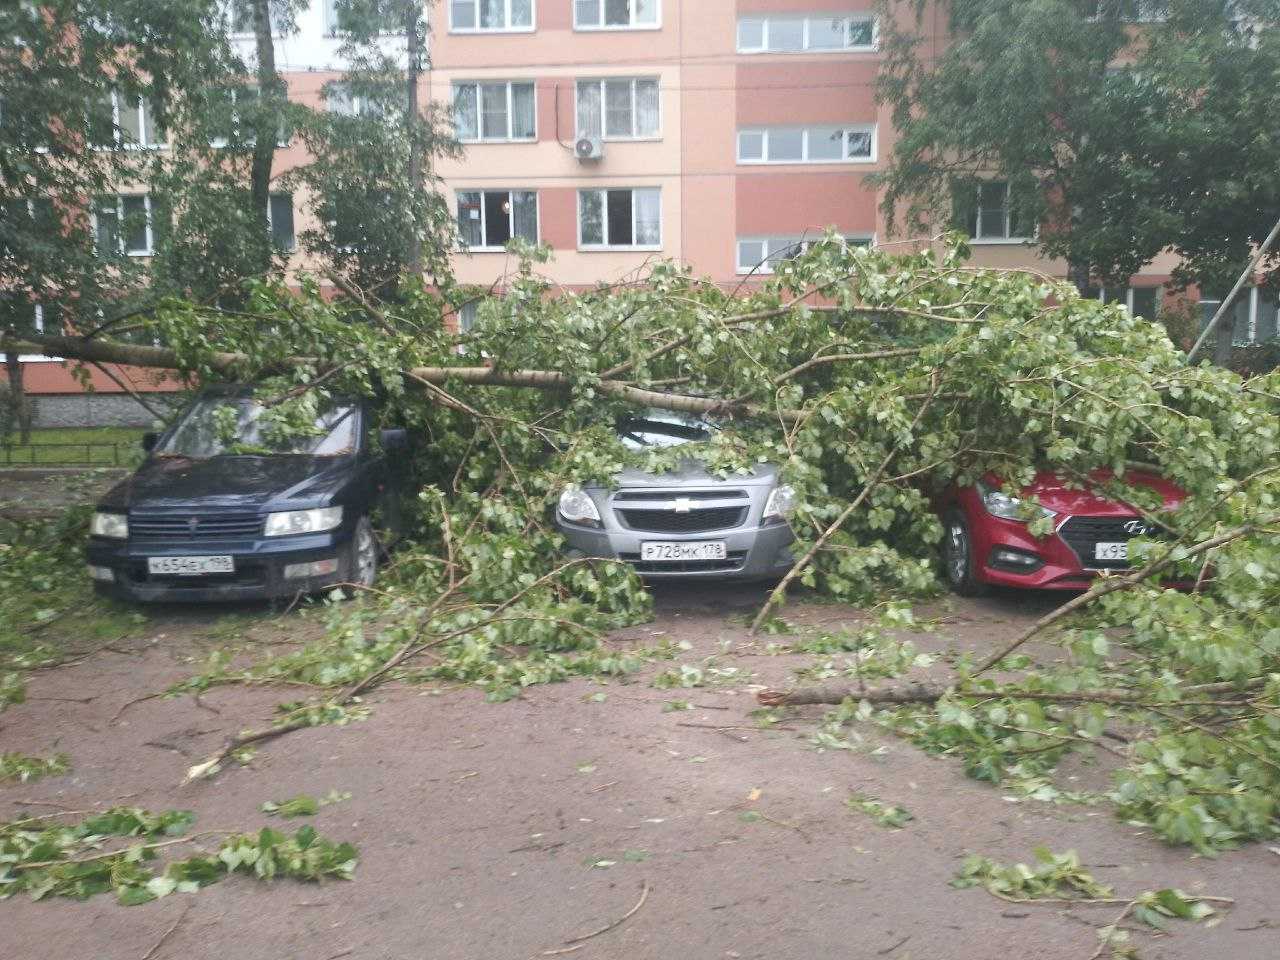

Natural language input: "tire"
[942,509,990,597]
[340,515,379,599]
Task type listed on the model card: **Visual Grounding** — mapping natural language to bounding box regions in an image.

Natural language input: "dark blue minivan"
[87,387,405,603]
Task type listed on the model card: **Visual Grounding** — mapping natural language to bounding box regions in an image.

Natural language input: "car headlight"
[264,506,344,537]
[978,481,1054,522]
[763,484,798,521]
[90,512,128,539]
[558,486,601,526]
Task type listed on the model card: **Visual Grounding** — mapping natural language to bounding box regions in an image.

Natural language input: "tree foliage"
[875,0,1280,292]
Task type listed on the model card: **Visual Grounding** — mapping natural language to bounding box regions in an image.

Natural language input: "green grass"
[1,428,147,466]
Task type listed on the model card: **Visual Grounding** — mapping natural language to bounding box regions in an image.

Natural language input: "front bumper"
[86,529,353,603]
[556,518,796,581]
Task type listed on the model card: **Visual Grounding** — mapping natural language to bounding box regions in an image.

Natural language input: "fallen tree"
[4,236,1279,852]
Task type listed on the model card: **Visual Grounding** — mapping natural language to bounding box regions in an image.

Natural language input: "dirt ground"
[2,584,1278,960]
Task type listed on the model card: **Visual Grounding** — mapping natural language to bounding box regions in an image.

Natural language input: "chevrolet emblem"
[671,497,693,514]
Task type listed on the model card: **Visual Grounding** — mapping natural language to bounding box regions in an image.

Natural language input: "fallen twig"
[141,902,192,960]
[539,881,651,956]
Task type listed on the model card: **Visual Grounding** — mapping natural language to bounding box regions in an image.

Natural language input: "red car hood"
[1006,470,1184,516]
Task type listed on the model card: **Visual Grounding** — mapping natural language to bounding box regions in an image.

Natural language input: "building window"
[450,0,534,32]
[458,300,479,332]
[1199,288,1279,345]
[735,235,870,274]
[1088,286,1161,321]
[578,188,661,249]
[736,14,876,53]
[953,181,1036,242]
[210,84,291,148]
[324,0,401,35]
[268,193,295,252]
[453,82,536,142]
[89,90,165,150]
[1085,1,1169,22]
[457,190,538,249]
[575,78,660,139]
[0,198,55,258]
[94,195,153,256]
[736,125,875,164]
[574,0,659,30]
[327,83,389,118]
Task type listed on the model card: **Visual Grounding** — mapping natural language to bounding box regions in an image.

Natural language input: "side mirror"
[379,428,408,451]
[141,432,159,452]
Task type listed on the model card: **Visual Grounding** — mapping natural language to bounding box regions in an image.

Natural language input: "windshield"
[155,397,357,458]
[617,412,715,450]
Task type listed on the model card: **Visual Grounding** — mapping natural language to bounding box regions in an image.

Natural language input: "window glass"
[634,0,658,24]
[977,183,1009,239]
[574,0,597,27]
[737,240,766,272]
[87,92,115,148]
[119,96,142,144]
[1130,286,1158,320]
[605,80,633,137]
[480,83,509,139]
[453,84,478,139]
[483,190,512,246]
[808,126,845,161]
[121,195,149,254]
[604,0,630,26]
[510,0,533,27]
[452,0,476,29]
[809,17,846,49]
[849,17,875,46]
[1258,292,1279,342]
[770,18,804,51]
[94,197,119,252]
[158,398,356,458]
[579,190,604,245]
[635,79,659,136]
[737,17,764,50]
[479,0,504,29]
[458,301,479,333]
[766,128,804,162]
[576,81,602,137]
[269,193,294,251]
[633,188,660,245]
[511,82,535,138]
[512,191,538,242]
[607,189,633,246]
[457,191,483,246]
[1233,294,1252,342]
[737,130,764,160]
[846,129,873,158]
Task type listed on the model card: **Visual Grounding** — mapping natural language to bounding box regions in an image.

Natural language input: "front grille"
[614,489,747,502]
[1058,515,1165,570]
[619,550,748,574]
[129,514,263,540]
[618,506,747,534]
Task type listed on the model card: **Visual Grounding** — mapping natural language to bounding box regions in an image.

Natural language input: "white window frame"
[736,125,876,165]
[324,0,400,36]
[1095,286,1161,316]
[735,234,872,275]
[93,90,165,150]
[452,81,537,143]
[211,85,291,149]
[326,83,388,119]
[1199,287,1278,345]
[575,77,661,141]
[93,194,154,257]
[574,0,661,31]
[456,189,540,251]
[577,187,661,251]
[226,0,288,37]
[450,0,536,33]
[736,14,878,54]
[966,181,1035,244]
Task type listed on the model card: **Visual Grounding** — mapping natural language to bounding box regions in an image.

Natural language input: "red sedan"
[937,471,1185,594]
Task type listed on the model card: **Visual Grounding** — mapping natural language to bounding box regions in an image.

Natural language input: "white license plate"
[1094,542,1129,562]
[640,541,727,562]
[147,556,235,576]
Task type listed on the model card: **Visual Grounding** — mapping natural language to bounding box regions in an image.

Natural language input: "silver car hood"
[605,460,778,491]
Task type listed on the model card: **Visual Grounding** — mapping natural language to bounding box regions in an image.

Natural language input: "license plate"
[1094,542,1128,562]
[147,556,235,576]
[640,541,727,562]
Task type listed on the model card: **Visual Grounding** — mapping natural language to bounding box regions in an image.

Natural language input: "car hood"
[1013,469,1184,516]
[99,455,353,513]
[604,460,779,491]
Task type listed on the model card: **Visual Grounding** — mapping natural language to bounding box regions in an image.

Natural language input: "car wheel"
[341,515,379,598]
[943,509,990,597]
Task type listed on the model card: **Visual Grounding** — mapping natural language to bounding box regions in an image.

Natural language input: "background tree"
[285,0,459,299]
[874,0,1280,350]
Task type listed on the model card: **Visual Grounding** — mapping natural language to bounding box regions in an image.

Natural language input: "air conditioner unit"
[574,136,604,162]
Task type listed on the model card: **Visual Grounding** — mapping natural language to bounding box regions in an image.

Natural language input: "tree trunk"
[250,0,280,270]
[405,1,424,279]
[4,353,32,443]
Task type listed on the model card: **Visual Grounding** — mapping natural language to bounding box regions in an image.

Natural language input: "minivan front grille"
[618,506,747,534]
[129,514,263,540]
[613,489,747,502]
[1058,515,1165,570]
